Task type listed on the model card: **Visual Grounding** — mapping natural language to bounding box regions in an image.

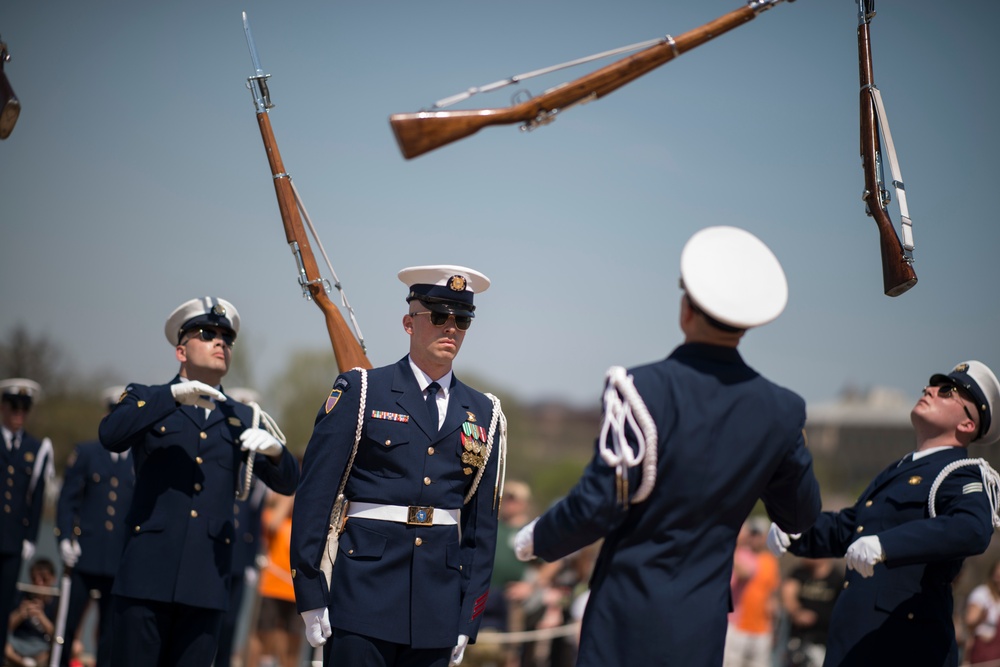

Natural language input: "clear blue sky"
[2,0,998,410]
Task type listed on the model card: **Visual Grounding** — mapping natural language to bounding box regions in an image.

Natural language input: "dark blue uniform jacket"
[290,356,501,649]
[55,440,136,577]
[0,431,49,556]
[99,379,299,611]
[533,343,821,667]
[790,446,993,667]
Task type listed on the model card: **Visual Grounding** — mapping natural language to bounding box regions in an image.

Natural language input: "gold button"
[423,477,431,486]
[3,491,10,500]
[235,519,241,529]
[105,521,114,531]
[3,505,10,513]
[865,500,873,507]
[160,426,166,432]
[194,483,202,492]
[7,465,13,473]
[225,538,231,544]
[110,477,119,488]
[291,569,297,578]
[6,479,13,487]
[856,526,864,533]
[196,457,204,464]
[54,528,61,537]
[348,549,354,555]
[107,506,116,516]
[73,527,82,536]
[415,538,423,546]
[136,400,146,407]
[200,432,207,440]
[385,439,391,446]
[907,613,914,620]
[191,510,198,518]
[427,447,435,455]
[109,491,118,501]
[234,506,241,515]
[134,525,141,533]
[843,581,849,589]
[459,565,463,571]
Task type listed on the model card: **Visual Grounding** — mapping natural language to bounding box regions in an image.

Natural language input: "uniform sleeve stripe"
[963,482,984,494]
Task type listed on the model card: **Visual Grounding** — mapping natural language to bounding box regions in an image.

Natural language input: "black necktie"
[426,382,441,431]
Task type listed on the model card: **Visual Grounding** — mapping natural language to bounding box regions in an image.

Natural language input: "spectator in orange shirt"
[246,491,301,667]
[725,519,780,667]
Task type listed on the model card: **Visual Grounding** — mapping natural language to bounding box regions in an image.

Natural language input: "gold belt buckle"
[406,506,434,525]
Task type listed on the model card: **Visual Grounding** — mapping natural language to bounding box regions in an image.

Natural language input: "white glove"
[59,539,82,568]
[240,428,283,457]
[514,517,538,562]
[171,381,226,410]
[450,634,469,666]
[845,535,884,578]
[244,566,259,587]
[301,607,332,648]
[22,540,35,561]
[766,522,800,558]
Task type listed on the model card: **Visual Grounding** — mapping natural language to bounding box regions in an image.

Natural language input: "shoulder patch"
[325,389,343,414]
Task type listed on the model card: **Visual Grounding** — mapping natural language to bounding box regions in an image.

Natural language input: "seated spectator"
[5,558,58,667]
[780,557,844,667]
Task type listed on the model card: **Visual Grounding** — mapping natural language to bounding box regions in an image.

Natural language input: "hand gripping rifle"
[389,0,795,160]
[857,0,917,296]
[242,13,371,372]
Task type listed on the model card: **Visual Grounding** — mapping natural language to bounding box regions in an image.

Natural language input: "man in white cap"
[513,226,822,666]
[291,265,505,667]
[767,360,1000,666]
[53,386,136,667]
[0,378,53,659]
[98,297,299,667]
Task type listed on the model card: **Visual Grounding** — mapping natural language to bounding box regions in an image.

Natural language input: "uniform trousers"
[0,552,24,655]
[59,570,115,667]
[215,571,247,666]
[325,628,452,667]
[110,595,223,667]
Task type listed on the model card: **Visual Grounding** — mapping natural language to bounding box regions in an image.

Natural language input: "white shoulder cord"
[321,367,368,587]
[237,401,288,501]
[28,437,55,504]
[464,393,507,512]
[865,84,915,258]
[928,457,1000,528]
[598,366,658,505]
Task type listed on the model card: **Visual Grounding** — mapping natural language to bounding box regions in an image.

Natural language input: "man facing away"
[99,297,299,667]
[291,265,506,667]
[768,360,1000,666]
[514,226,822,666]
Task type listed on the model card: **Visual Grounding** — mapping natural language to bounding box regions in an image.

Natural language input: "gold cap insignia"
[908,476,922,485]
[466,411,477,423]
[448,275,467,292]
[212,303,227,317]
[955,363,969,373]
[228,417,242,426]
[24,452,34,462]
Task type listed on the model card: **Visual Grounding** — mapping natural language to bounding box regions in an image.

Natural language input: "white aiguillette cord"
[929,458,1000,528]
[237,401,287,501]
[598,366,658,506]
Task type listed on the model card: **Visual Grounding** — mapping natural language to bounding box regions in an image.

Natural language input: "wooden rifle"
[389,0,795,160]
[242,13,371,371]
[857,0,917,296]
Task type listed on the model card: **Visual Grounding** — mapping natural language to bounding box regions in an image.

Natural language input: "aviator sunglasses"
[409,311,473,331]
[931,382,976,422]
[183,328,236,348]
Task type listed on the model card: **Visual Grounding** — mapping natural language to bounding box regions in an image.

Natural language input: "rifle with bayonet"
[857,0,916,296]
[389,0,794,160]
[242,13,371,371]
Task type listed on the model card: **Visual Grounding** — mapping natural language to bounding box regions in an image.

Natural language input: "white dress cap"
[929,360,1000,446]
[680,226,788,329]
[0,378,42,400]
[164,297,241,346]
[397,265,491,294]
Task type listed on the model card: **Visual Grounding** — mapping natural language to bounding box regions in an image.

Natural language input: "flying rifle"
[389,0,795,160]
[857,0,916,296]
[242,13,371,371]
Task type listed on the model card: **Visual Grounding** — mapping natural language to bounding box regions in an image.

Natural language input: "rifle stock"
[390,0,790,159]
[857,7,916,297]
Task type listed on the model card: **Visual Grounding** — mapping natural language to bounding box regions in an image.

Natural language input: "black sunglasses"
[932,383,976,422]
[183,328,236,348]
[409,311,472,331]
